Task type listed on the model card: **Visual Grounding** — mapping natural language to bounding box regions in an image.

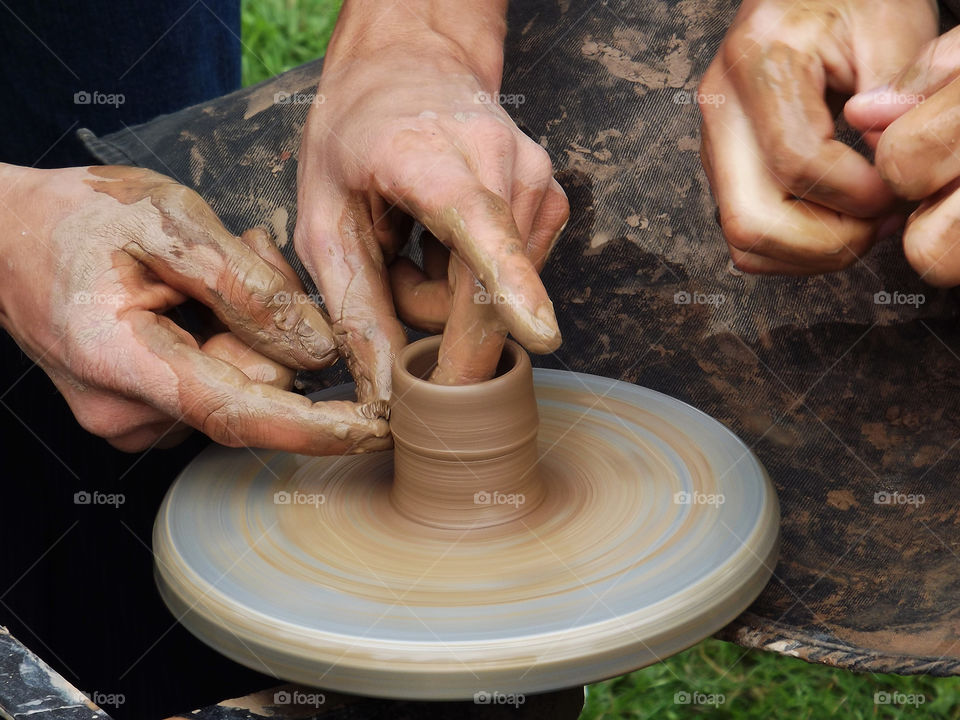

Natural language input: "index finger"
[294,193,408,414]
[85,170,339,371]
[375,150,561,354]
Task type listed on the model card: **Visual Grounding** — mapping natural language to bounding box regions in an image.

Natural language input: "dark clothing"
[0,3,275,719]
[0,0,241,167]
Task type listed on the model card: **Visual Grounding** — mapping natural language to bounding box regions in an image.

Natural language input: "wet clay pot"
[389,335,546,529]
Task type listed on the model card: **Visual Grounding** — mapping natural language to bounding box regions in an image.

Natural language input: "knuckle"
[767,146,819,194]
[232,255,289,306]
[875,133,922,199]
[722,212,767,254]
[471,114,517,146]
[722,25,760,68]
[521,141,556,183]
[196,396,247,447]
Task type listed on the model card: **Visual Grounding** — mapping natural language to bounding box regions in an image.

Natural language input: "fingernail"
[530,301,562,351]
[360,399,391,420]
[299,315,338,362]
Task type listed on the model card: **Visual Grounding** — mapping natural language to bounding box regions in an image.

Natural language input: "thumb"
[846,24,959,142]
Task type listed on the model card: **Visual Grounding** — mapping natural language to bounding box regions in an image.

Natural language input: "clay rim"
[393,334,528,395]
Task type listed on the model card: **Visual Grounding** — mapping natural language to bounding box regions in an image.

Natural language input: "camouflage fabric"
[82,1,960,675]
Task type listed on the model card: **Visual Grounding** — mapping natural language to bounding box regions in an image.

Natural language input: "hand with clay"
[845,26,960,286]
[698,0,938,274]
[295,0,569,388]
[0,164,390,454]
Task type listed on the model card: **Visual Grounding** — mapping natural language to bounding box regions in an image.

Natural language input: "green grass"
[241,0,342,86]
[238,1,960,716]
[581,638,960,719]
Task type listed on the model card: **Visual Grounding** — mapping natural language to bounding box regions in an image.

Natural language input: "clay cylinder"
[390,336,544,529]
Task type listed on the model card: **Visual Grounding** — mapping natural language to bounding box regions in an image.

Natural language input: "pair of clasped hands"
[2,0,957,456]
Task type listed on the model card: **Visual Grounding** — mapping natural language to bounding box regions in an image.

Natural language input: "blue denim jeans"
[0,0,240,167]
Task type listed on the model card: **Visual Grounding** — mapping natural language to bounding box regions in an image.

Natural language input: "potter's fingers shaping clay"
[431,256,507,385]
[376,152,561,354]
[431,147,568,384]
[727,36,895,217]
[387,232,458,332]
[85,168,338,372]
[294,193,407,414]
[389,257,451,333]
[700,74,882,274]
[115,309,391,455]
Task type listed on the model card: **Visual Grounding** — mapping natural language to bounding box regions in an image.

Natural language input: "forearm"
[324,0,508,91]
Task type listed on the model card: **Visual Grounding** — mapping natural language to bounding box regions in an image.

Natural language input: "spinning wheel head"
[153,337,780,699]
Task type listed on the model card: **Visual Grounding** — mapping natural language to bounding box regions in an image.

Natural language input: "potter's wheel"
[154,341,779,699]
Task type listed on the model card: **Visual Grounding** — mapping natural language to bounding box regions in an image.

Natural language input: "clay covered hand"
[295,0,569,386]
[698,0,937,274]
[845,26,960,286]
[0,164,389,454]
